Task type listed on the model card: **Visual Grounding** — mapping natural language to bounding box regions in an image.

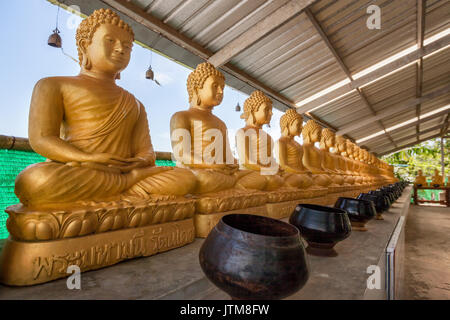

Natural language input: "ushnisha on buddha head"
[76,8,134,79]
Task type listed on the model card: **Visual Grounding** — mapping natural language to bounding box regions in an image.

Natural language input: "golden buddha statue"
[277,109,314,190]
[431,169,444,186]
[235,91,284,191]
[319,128,345,192]
[334,135,354,190]
[170,63,268,218]
[1,9,197,286]
[301,120,332,190]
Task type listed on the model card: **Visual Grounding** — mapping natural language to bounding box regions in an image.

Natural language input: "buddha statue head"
[319,128,335,151]
[280,109,303,137]
[241,91,273,127]
[187,62,225,110]
[302,120,322,144]
[76,9,134,78]
[335,135,347,155]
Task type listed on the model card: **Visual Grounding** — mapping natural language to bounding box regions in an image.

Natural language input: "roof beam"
[367,123,445,152]
[336,84,450,135]
[361,108,450,147]
[377,132,446,157]
[296,34,450,113]
[415,0,425,140]
[207,0,316,67]
[440,113,450,136]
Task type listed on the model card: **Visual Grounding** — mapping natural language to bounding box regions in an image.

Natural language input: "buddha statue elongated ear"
[79,40,92,70]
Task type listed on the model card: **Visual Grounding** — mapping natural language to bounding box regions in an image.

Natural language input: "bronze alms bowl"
[199,214,309,300]
[334,197,376,231]
[289,204,351,257]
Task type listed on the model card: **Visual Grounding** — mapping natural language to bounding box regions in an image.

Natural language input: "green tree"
[382,137,449,183]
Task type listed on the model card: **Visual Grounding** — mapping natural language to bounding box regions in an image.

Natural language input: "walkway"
[397,205,450,299]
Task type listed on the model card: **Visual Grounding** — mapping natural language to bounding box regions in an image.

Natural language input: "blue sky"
[0,0,287,152]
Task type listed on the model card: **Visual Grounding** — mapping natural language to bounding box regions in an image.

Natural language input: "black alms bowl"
[334,197,376,231]
[289,204,351,255]
[199,214,309,300]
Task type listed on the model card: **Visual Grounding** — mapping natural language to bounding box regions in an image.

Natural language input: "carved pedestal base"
[0,218,195,286]
[350,221,368,232]
[194,205,268,238]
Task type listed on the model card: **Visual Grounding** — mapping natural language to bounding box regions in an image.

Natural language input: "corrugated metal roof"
[57,0,450,155]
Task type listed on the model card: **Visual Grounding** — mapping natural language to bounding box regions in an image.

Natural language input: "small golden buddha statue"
[319,128,344,189]
[431,169,444,186]
[15,9,197,209]
[301,120,332,189]
[346,140,361,185]
[335,135,354,186]
[235,91,284,191]
[277,109,314,190]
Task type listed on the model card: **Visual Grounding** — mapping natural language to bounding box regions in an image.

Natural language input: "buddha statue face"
[76,9,134,77]
[280,109,303,137]
[418,169,423,176]
[434,169,440,176]
[302,120,322,143]
[187,62,225,110]
[196,74,224,108]
[242,91,273,127]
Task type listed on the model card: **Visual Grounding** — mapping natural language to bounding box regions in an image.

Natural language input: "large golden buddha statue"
[1,9,197,286]
[301,120,332,190]
[16,9,196,208]
[431,169,444,186]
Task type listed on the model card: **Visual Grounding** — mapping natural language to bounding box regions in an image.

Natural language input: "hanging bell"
[48,28,62,48]
[146,66,154,80]
[235,102,241,112]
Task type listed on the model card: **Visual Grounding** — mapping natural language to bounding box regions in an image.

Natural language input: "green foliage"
[382,137,449,183]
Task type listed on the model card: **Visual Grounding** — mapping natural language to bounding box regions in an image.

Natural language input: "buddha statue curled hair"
[76,8,134,67]
[187,62,225,103]
[241,90,272,120]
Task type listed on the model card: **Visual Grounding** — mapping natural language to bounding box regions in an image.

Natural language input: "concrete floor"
[397,205,450,300]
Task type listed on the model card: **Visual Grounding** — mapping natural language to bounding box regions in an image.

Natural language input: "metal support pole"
[441,137,445,180]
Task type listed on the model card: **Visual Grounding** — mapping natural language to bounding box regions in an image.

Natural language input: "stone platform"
[0,186,412,299]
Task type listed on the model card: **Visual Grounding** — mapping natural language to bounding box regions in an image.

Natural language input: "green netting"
[0,149,175,239]
[0,149,45,239]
